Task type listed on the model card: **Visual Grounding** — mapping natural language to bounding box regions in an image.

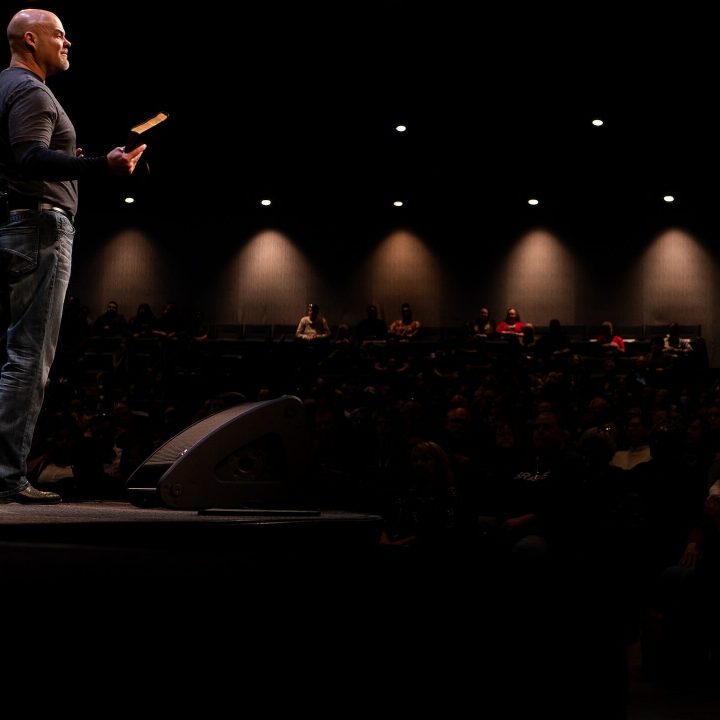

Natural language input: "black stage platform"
[0,501,383,588]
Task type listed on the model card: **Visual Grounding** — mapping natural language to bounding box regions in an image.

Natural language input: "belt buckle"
[39,202,72,223]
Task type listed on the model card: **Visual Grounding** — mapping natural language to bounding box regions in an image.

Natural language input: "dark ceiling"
[4,2,718,240]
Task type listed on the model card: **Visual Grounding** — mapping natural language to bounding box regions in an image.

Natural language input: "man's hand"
[106,144,147,175]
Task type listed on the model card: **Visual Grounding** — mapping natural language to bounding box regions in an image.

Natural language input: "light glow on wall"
[220,230,318,324]
[501,230,576,325]
[364,230,446,325]
[639,229,715,325]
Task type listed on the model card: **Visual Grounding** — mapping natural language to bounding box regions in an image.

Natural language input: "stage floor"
[0,500,383,585]
[0,500,377,527]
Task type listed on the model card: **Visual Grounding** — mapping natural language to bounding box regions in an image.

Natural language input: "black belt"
[9,202,74,223]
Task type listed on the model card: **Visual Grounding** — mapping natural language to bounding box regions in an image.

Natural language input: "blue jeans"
[0,209,73,495]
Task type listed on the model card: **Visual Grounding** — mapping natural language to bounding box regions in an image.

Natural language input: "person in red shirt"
[495,307,526,336]
[597,321,625,352]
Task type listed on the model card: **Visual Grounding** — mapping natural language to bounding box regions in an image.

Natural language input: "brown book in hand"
[125,111,169,152]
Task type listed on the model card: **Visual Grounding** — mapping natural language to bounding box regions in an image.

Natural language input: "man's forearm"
[13,141,108,180]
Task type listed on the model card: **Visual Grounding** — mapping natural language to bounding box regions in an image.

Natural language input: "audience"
[610,411,651,470]
[128,303,157,337]
[597,320,625,352]
[495,307,526,336]
[468,307,495,339]
[92,300,128,337]
[534,318,570,360]
[388,302,421,340]
[354,304,388,343]
[296,303,331,341]
[664,322,693,356]
[31,294,720,691]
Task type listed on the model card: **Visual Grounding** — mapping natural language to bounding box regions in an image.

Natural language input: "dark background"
[5,1,717,240]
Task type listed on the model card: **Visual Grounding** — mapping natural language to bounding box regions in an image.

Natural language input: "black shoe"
[1,484,62,504]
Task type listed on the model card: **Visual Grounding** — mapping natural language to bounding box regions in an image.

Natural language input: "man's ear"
[24,31,37,50]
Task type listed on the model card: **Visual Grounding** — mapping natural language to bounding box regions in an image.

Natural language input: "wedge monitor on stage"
[126,395,310,509]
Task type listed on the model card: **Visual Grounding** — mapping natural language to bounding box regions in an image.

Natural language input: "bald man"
[0,9,145,504]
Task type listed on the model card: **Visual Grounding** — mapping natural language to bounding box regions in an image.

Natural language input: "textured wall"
[69,223,720,365]
[498,230,577,327]
[72,229,171,323]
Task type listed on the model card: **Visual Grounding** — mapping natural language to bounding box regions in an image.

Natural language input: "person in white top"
[295,303,330,341]
[610,413,651,470]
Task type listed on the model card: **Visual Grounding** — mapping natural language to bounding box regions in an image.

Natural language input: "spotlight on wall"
[663,195,675,203]
[528,198,539,206]
[592,118,604,127]
[260,199,272,206]
[393,200,404,207]
[395,125,407,132]
[124,197,135,204]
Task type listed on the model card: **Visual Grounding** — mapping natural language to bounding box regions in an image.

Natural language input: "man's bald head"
[7,8,57,50]
[6,8,69,79]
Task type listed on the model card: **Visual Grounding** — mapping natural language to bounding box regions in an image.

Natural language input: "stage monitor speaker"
[126,395,310,509]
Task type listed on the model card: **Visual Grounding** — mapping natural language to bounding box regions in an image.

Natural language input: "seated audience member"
[128,303,157,337]
[354,304,388,343]
[373,341,410,376]
[707,480,720,529]
[187,310,209,341]
[610,412,651,470]
[663,322,693,355]
[332,323,352,345]
[388,302,421,340]
[153,301,185,339]
[477,409,583,561]
[596,321,625,352]
[92,300,128,337]
[534,318,571,359]
[495,307,526,336]
[296,303,331,341]
[468,307,495,339]
[382,440,457,547]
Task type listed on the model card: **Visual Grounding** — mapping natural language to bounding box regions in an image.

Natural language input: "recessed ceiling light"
[260,199,272,206]
[124,197,135,204]
[592,119,604,127]
[395,125,407,133]
[528,198,539,206]
[663,195,675,203]
[393,200,404,207]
